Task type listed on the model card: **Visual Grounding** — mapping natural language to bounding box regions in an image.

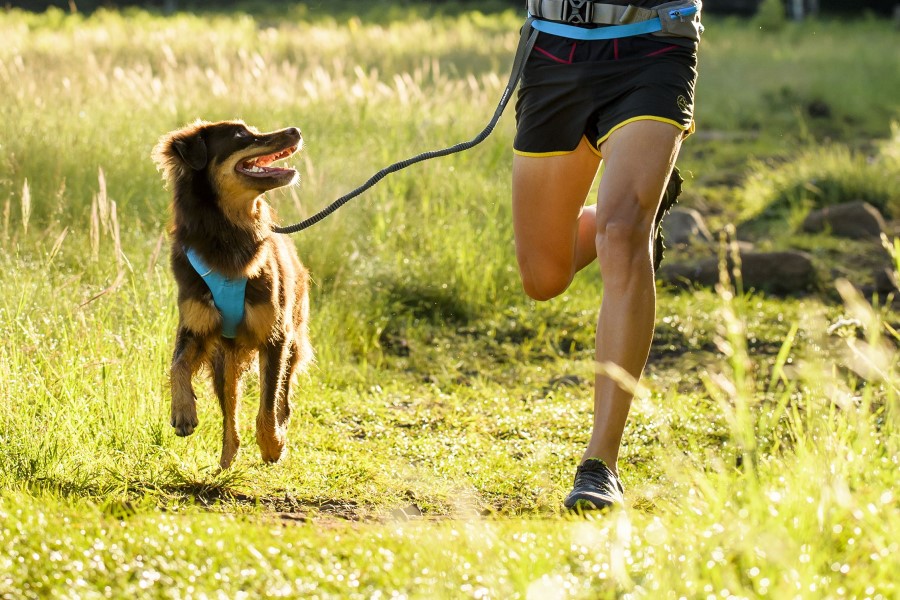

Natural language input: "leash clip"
[669,5,698,21]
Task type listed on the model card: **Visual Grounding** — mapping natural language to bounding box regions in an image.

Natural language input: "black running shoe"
[652,165,684,271]
[563,458,625,511]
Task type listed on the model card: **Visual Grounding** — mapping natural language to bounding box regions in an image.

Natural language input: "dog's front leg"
[170,327,205,436]
[257,338,290,463]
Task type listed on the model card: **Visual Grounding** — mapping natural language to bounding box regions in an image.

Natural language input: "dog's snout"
[286,127,301,139]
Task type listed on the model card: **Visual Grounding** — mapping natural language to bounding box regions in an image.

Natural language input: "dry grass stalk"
[81,200,126,307]
[53,178,67,220]
[21,179,31,234]
[288,185,305,221]
[48,226,69,264]
[97,167,110,235]
[2,196,9,245]
[111,200,122,271]
[90,193,100,262]
[147,231,165,275]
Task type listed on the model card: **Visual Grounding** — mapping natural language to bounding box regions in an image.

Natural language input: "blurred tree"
[754,0,787,28]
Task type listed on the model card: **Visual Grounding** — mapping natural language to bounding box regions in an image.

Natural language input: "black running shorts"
[514,31,698,158]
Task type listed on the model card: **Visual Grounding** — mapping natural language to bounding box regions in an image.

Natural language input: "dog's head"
[153,120,302,224]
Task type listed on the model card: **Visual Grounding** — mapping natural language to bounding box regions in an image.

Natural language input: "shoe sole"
[564,497,615,513]
[653,165,684,271]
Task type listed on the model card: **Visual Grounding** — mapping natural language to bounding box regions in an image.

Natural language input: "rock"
[740,252,818,293]
[658,250,817,295]
[547,374,584,389]
[390,504,423,521]
[806,99,832,118]
[658,261,714,287]
[801,201,887,239]
[379,331,410,357]
[661,207,714,246]
[873,267,900,295]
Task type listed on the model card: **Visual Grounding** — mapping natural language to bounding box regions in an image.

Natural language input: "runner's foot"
[563,458,625,511]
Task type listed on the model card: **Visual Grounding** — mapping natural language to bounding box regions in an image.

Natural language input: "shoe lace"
[574,460,622,496]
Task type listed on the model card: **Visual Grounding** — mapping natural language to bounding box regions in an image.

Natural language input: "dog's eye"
[235,130,250,138]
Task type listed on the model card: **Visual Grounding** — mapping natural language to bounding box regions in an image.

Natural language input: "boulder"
[661,207,714,246]
[801,201,887,239]
[658,250,818,295]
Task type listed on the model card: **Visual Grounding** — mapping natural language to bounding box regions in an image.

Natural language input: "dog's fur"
[152,120,312,469]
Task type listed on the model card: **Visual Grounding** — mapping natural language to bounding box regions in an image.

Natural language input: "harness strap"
[526,0,655,24]
[528,0,702,42]
[184,248,248,339]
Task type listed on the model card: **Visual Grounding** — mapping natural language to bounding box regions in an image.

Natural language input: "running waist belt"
[184,247,248,339]
[527,0,703,42]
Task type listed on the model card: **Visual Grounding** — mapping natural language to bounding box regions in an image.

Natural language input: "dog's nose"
[286,127,301,139]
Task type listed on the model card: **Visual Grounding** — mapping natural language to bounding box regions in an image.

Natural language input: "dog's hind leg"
[257,339,290,463]
[170,328,205,437]
[276,339,299,429]
[277,335,312,428]
[213,348,244,469]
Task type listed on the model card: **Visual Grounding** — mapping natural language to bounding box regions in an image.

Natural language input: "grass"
[737,129,900,228]
[1,7,899,598]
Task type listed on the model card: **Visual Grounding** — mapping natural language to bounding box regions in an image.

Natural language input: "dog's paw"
[259,442,286,464]
[171,405,199,437]
[257,427,287,464]
[260,449,286,464]
[219,438,241,470]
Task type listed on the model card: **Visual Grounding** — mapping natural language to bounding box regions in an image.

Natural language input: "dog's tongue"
[238,145,298,177]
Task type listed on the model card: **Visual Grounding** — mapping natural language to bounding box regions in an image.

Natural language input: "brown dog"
[152,120,312,469]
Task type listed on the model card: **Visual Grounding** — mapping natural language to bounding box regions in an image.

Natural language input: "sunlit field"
[1,6,899,598]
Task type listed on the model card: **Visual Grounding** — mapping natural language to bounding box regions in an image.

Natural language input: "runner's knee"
[518,257,573,301]
[595,206,655,273]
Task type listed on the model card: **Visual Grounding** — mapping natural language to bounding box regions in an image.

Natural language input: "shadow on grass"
[24,466,577,524]
[22,464,365,522]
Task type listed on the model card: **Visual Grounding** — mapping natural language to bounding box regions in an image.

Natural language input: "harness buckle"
[564,0,593,24]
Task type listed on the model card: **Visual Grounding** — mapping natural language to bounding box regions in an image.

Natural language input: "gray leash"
[273,17,538,235]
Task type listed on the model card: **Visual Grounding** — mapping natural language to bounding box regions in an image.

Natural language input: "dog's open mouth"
[236,145,299,178]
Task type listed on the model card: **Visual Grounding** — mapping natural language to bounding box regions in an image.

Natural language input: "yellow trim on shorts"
[512,148,576,158]
[513,136,603,159]
[585,139,603,157]
[595,116,695,153]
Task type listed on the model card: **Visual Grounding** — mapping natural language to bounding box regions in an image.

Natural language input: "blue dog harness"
[184,247,247,339]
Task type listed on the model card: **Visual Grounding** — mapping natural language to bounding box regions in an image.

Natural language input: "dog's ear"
[172,134,208,171]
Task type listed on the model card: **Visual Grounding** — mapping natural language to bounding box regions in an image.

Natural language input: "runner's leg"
[512,137,601,300]
[584,119,684,471]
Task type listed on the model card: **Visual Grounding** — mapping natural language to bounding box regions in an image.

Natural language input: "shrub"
[738,130,900,229]
[753,0,788,31]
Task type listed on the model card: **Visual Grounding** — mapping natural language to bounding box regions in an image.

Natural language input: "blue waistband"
[530,16,663,40]
[185,248,248,339]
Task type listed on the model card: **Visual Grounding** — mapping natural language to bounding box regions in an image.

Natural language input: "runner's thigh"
[512,137,601,276]
[596,119,683,225]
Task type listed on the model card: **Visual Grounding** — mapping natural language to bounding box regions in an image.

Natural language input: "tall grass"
[0,8,898,598]
[737,125,900,224]
[694,17,900,137]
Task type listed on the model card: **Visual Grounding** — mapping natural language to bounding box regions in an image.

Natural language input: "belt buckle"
[564,0,592,24]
